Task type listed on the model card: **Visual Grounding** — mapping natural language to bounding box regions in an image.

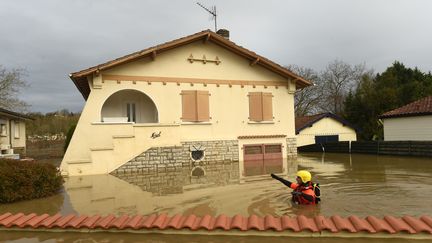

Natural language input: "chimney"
[216,29,229,40]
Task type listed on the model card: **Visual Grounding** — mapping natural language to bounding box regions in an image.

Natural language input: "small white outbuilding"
[380,96,432,141]
[295,113,357,147]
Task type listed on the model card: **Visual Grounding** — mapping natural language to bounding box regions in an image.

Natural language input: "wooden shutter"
[249,92,263,121]
[181,90,197,121]
[262,92,273,121]
[196,91,210,122]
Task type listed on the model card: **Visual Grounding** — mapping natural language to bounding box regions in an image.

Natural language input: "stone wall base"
[112,140,240,194]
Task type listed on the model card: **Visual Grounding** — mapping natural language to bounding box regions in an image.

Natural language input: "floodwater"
[1,153,432,242]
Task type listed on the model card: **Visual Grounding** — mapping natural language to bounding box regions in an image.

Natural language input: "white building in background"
[380,96,432,141]
[0,108,32,159]
[295,113,357,147]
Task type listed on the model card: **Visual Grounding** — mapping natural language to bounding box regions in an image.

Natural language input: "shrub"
[0,159,64,203]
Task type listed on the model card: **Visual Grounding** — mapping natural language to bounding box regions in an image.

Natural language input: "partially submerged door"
[244,144,283,176]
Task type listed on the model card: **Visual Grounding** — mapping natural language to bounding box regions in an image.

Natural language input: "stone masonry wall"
[286,137,297,158]
[112,140,240,195]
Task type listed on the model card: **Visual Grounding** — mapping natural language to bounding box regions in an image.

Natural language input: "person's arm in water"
[271,173,293,188]
[271,174,315,202]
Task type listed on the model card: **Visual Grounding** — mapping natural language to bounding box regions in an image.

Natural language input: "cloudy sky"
[1,0,431,113]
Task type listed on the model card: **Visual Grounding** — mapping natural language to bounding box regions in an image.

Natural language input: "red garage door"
[244,144,283,176]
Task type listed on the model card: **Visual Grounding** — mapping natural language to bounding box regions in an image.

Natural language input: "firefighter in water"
[271,170,320,205]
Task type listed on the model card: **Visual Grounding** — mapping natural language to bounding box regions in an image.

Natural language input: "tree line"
[25,109,80,138]
[2,62,432,141]
[292,61,432,140]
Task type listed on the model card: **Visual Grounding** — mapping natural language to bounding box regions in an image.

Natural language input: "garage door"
[315,135,339,144]
[244,144,283,176]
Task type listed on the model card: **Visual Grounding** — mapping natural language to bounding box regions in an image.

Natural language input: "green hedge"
[0,159,64,203]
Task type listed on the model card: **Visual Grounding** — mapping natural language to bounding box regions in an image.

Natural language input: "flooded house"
[295,113,357,147]
[0,107,32,159]
[60,29,312,177]
[380,95,432,141]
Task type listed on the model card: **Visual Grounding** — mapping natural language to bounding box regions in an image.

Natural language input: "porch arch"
[101,89,158,123]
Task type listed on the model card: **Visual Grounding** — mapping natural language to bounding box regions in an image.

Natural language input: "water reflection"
[112,162,240,196]
[63,158,298,217]
[298,153,432,217]
[1,153,431,219]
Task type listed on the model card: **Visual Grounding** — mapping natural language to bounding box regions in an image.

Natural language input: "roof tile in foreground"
[0,213,431,237]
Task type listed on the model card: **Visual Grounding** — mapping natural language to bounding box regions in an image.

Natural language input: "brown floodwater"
[1,153,432,242]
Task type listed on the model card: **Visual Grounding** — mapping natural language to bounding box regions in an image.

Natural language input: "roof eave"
[70,30,313,98]
[379,112,432,119]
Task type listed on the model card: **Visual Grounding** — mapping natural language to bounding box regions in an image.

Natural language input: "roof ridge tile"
[198,214,213,230]
[0,213,24,227]
[420,215,432,228]
[110,215,129,229]
[264,215,281,231]
[151,214,168,229]
[25,214,50,228]
[66,215,88,229]
[384,215,416,234]
[81,215,101,228]
[314,215,337,232]
[39,213,62,228]
[95,214,116,229]
[183,214,197,230]
[0,213,13,223]
[55,214,76,228]
[402,216,432,233]
[12,213,37,228]
[298,215,318,232]
[166,214,184,229]
[331,215,356,233]
[281,215,300,232]
[348,215,376,233]
[231,214,245,231]
[123,215,144,229]
[214,214,230,230]
[366,215,395,233]
[1,213,432,236]
[141,214,157,228]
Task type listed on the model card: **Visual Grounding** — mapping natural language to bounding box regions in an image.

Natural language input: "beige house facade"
[296,113,357,147]
[60,30,311,177]
[0,108,31,159]
[380,96,432,141]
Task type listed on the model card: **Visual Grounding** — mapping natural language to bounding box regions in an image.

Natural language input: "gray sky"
[1,0,431,113]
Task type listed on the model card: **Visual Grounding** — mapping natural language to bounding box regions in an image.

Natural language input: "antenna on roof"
[196,2,217,32]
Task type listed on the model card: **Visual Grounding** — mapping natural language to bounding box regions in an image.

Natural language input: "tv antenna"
[196,2,217,31]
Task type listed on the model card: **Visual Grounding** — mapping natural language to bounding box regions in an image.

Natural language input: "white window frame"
[14,121,20,139]
[0,123,6,136]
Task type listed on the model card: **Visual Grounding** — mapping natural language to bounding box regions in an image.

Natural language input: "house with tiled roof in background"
[60,29,312,177]
[295,113,357,147]
[380,96,432,141]
[0,108,33,159]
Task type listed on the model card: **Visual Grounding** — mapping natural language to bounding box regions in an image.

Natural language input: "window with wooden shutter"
[248,92,273,122]
[181,90,210,122]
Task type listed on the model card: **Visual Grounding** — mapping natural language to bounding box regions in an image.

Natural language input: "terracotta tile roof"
[238,134,287,139]
[380,96,432,119]
[70,30,312,100]
[295,112,358,134]
[1,213,431,237]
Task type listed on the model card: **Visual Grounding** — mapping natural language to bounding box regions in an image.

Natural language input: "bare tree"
[287,65,321,116]
[318,60,371,115]
[0,65,29,112]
